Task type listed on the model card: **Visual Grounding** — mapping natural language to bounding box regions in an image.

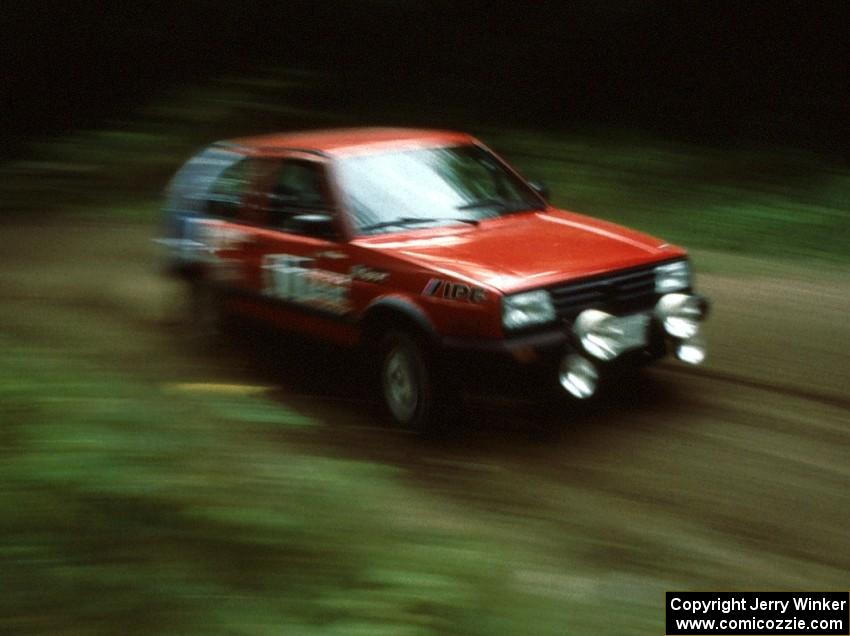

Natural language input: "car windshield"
[335,144,545,235]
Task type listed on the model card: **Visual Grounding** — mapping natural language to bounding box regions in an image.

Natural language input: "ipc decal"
[422,278,487,303]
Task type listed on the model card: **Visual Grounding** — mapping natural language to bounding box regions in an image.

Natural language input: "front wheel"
[378,331,456,431]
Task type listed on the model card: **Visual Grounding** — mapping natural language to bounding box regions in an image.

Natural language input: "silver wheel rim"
[382,344,419,423]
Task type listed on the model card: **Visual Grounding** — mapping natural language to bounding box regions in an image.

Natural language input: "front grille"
[548,262,670,320]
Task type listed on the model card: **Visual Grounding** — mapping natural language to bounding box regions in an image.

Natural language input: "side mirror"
[290,213,337,239]
[528,180,550,202]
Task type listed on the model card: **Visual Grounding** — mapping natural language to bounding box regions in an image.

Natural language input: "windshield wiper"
[458,198,546,214]
[360,216,480,232]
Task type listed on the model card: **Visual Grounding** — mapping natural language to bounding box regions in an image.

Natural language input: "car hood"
[354,210,686,293]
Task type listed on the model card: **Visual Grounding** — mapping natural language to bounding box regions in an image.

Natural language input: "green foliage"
[485,129,850,262]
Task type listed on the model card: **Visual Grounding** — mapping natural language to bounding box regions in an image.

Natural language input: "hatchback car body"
[160,128,709,428]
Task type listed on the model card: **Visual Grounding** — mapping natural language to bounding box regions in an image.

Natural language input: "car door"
[241,154,357,344]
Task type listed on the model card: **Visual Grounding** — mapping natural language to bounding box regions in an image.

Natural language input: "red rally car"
[160,128,709,429]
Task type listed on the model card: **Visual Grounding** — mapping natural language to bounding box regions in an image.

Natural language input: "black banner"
[666,592,849,635]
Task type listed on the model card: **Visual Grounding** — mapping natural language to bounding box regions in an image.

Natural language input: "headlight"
[574,309,622,361]
[655,293,707,339]
[559,354,599,399]
[502,290,556,330]
[675,333,707,365]
[655,260,691,293]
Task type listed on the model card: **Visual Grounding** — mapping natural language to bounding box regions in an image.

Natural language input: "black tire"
[377,330,457,432]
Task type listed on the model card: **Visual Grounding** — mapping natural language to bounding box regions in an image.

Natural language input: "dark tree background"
[3,1,849,157]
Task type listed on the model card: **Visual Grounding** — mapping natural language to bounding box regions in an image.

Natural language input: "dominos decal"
[262,254,352,315]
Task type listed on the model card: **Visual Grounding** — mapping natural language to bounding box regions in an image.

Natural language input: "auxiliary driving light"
[559,354,599,399]
[574,309,622,361]
[675,334,707,365]
[655,293,706,339]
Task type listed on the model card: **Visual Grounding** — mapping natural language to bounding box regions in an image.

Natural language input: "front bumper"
[440,293,709,399]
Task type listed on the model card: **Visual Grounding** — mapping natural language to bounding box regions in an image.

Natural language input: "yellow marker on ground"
[164,382,272,396]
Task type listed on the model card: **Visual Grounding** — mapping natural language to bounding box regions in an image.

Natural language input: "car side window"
[265,160,335,237]
[206,158,252,220]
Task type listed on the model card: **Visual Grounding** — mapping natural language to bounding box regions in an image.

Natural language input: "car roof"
[221,127,476,157]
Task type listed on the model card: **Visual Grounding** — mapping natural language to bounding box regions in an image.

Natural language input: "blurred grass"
[1,68,848,263]
[0,341,507,634]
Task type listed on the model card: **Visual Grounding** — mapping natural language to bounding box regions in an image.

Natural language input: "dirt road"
[1,220,848,629]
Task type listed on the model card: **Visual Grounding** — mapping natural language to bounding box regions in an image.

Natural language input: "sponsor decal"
[350,265,389,283]
[189,219,248,254]
[422,278,487,303]
[313,250,348,260]
[262,253,352,315]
